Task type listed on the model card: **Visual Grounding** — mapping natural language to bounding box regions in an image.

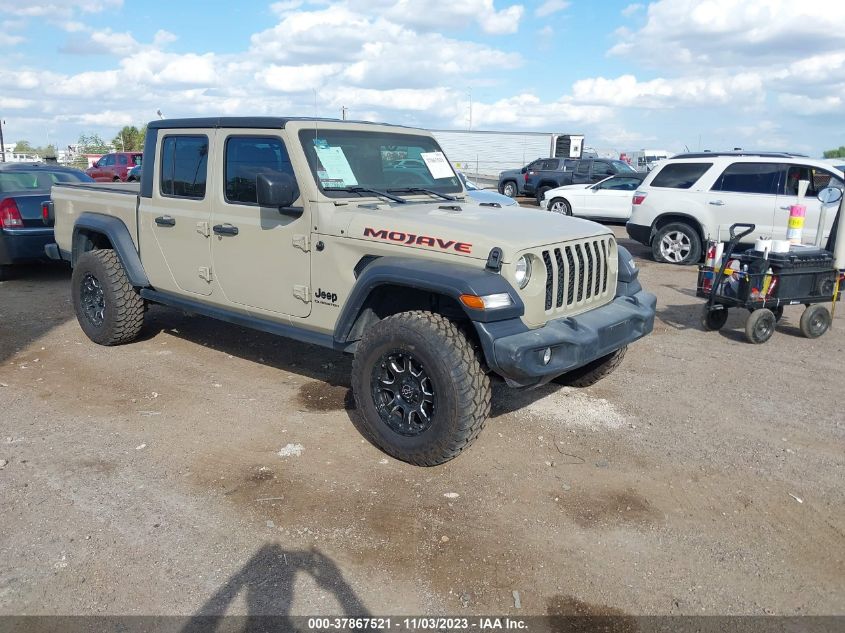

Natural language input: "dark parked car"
[85,151,143,182]
[497,158,547,198]
[0,163,93,280]
[126,164,142,182]
[525,158,637,204]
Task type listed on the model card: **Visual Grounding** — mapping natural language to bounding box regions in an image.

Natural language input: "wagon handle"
[729,223,756,241]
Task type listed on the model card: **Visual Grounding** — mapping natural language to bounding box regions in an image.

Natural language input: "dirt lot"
[1,224,843,617]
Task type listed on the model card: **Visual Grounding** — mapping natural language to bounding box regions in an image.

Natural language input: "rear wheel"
[553,347,627,387]
[351,311,491,466]
[72,249,145,346]
[701,306,728,331]
[745,308,776,344]
[501,181,517,198]
[652,222,702,265]
[549,198,572,215]
[799,304,831,339]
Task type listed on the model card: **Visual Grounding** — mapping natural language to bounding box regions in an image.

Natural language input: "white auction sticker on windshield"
[315,145,358,187]
[420,151,454,180]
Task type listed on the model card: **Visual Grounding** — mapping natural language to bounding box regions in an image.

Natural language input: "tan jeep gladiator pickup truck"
[45,117,656,465]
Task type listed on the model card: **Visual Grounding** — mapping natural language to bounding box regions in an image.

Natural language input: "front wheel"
[351,311,491,466]
[548,198,572,215]
[501,181,517,198]
[745,308,776,344]
[552,347,627,387]
[652,222,702,265]
[799,304,831,339]
[72,249,145,346]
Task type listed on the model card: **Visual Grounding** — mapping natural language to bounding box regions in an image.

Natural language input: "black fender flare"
[333,256,524,345]
[72,212,150,288]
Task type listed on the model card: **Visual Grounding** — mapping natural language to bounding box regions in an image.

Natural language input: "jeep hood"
[339,199,611,263]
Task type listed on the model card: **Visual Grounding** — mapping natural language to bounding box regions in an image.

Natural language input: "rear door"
[589,160,616,184]
[708,162,781,241]
[116,154,129,180]
[571,160,592,184]
[137,131,213,296]
[209,131,311,318]
[776,164,845,244]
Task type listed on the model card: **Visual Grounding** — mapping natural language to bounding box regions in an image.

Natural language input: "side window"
[783,165,844,197]
[101,154,115,166]
[526,160,543,172]
[651,162,712,189]
[603,177,640,191]
[575,160,590,176]
[225,136,294,205]
[117,155,128,166]
[160,135,208,199]
[541,159,558,170]
[593,162,615,177]
[712,162,780,195]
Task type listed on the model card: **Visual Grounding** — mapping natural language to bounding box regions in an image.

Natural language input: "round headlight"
[515,255,531,289]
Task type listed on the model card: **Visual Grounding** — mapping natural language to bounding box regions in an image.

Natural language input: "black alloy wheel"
[371,350,435,436]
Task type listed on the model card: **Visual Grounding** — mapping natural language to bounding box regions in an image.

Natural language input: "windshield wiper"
[331,186,407,204]
[387,187,457,201]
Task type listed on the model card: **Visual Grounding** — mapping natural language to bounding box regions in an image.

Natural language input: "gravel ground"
[0,223,843,617]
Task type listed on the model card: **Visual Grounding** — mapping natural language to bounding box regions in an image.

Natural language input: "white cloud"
[535,0,569,18]
[0,35,25,47]
[778,93,843,116]
[621,3,643,16]
[0,0,122,18]
[347,0,525,35]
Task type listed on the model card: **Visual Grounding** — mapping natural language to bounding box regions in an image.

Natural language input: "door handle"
[155,215,176,227]
[779,205,792,210]
[708,200,725,206]
[213,223,239,236]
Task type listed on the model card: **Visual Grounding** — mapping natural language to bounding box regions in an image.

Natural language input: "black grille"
[540,237,613,313]
[542,250,553,310]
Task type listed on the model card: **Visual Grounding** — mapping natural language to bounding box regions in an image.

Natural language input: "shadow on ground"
[181,544,369,631]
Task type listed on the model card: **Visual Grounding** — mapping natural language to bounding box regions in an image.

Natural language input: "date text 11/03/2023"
[306,617,528,630]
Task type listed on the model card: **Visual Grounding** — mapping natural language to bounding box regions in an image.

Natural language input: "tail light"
[42,201,55,226]
[0,198,24,228]
[632,191,648,205]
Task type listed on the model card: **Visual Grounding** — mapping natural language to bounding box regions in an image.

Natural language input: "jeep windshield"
[299,129,462,199]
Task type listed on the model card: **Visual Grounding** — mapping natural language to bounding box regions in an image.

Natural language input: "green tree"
[13,140,35,153]
[77,133,111,154]
[823,146,845,159]
[111,125,146,152]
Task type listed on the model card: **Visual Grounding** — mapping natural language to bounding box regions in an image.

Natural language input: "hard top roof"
[147,116,411,130]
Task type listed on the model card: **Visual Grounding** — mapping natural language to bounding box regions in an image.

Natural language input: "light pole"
[0,118,6,163]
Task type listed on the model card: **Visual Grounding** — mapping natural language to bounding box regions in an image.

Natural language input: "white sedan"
[542,174,645,220]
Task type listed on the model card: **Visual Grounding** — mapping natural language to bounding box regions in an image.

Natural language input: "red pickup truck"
[85,152,143,182]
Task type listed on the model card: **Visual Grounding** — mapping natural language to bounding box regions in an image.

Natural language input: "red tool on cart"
[698,187,845,344]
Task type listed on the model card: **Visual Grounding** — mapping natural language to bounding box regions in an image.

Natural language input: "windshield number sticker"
[420,151,454,180]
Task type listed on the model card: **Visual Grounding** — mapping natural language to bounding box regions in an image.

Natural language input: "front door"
[776,164,845,245]
[138,132,213,296]
[209,131,311,318]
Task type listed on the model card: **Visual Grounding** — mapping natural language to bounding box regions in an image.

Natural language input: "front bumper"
[478,289,656,387]
[0,228,54,265]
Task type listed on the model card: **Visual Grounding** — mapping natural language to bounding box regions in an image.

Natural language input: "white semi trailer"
[431,129,585,179]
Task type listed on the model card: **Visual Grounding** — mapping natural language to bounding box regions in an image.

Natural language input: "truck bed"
[52,182,141,257]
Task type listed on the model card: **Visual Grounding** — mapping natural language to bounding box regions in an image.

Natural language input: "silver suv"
[626,152,845,264]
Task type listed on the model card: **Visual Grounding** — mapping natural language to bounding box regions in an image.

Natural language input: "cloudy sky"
[0,0,843,156]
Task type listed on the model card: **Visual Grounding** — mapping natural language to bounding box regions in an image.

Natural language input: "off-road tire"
[501,181,517,198]
[744,308,776,344]
[701,306,728,331]
[351,311,491,466]
[72,249,145,346]
[652,222,702,265]
[553,346,627,387]
[799,304,831,339]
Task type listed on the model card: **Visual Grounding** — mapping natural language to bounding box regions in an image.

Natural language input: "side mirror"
[520,167,528,174]
[818,186,843,204]
[256,172,299,212]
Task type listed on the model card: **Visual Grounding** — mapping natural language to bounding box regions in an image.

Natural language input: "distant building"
[1,147,40,163]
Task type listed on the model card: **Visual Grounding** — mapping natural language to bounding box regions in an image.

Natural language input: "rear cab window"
[650,162,712,189]
[160,135,209,199]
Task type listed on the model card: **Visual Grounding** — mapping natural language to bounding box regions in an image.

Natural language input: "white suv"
[626,153,845,264]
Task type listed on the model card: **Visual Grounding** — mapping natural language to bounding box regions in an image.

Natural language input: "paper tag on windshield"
[420,151,454,180]
[315,146,358,187]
